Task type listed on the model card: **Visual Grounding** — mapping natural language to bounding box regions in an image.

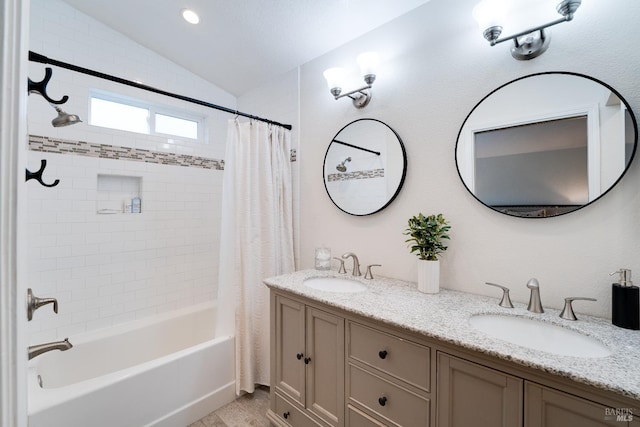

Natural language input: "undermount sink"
[303,277,367,293]
[469,314,611,358]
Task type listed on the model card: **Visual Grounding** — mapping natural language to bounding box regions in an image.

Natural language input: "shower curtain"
[216,119,295,395]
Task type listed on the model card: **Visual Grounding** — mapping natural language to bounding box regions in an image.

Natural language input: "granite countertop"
[264,269,640,401]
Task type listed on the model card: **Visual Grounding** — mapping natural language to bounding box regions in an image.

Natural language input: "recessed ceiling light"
[181,9,200,25]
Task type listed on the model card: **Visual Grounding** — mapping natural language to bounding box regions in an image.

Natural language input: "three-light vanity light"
[323,52,379,109]
[472,0,581,60]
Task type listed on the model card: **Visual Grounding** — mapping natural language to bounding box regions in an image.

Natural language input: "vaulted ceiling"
[61,0,431,96]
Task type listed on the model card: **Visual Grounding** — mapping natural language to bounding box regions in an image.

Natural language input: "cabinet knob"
[296,353,303,360]
[378,350,388,359]
[283,411,290,419]
[378,396,387,406]
[304,357,311,364]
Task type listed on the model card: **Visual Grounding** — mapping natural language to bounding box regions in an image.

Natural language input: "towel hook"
[26,159,60,188]
[28,67,69,105]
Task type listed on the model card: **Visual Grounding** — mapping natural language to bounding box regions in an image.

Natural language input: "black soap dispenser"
[611,268,639,330]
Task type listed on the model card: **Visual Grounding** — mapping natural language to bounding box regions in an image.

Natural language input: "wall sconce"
[323,52,379,108]
[472,0,581,60]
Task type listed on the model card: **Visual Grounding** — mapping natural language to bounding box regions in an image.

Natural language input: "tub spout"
[28,338,73,360]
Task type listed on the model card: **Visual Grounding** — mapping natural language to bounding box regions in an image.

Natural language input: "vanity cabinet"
[269,294,345,427]
[268,288,639,427]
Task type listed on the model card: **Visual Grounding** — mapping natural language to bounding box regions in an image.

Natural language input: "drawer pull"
[378,396,387,406]
[296,353,303,360]
[378,350,388,359]
[304,357,311,364]
[283,411,290,419]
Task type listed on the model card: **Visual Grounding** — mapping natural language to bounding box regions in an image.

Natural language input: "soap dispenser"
[610,268,639,330]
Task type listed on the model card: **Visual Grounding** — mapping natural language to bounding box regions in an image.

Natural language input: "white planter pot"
[417,259,440,294]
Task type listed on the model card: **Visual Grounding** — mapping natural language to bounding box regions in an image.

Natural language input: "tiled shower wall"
[26,147,222,343]
[27,0,235,342]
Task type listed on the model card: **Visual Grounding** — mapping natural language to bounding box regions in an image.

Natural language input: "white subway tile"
[28,0,224,338]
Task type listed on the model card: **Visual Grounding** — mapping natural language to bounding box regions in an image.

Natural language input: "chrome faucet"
[341,252,361,276]
[28,338,73,360]
[526,278,544,313]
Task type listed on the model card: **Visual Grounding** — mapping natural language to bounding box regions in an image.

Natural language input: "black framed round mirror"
[455,72,637,218]
[323,118,407,216]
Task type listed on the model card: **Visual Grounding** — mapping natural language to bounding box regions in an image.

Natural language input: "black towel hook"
[28,67,69,105]
[26,159,60,188]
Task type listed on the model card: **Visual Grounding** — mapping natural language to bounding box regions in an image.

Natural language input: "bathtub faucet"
[28,338,73,360]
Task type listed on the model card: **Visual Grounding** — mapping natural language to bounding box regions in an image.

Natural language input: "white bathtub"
[28,302,235,427]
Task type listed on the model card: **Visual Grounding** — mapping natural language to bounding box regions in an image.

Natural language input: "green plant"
[404,213,451,261]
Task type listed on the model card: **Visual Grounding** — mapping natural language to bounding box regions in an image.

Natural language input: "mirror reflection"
[323,118,407,216]
[456,72,637,218]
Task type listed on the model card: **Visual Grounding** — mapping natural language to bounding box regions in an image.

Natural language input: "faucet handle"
[559,297,597,321]
[364,264,382,280]
[484,282,514,308]
[27,288,59,321]
[333,257,347,274]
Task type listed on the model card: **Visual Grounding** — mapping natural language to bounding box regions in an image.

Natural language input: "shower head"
[51,105,82,127]
[336,157,351,172]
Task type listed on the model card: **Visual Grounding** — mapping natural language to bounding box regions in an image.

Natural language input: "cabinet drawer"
[349,321,430,391]
[348,405,386,427]
[275,393,322,427]
[348,363,430,427]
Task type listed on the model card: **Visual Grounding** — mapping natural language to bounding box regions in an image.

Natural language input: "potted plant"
[404,213,451,293]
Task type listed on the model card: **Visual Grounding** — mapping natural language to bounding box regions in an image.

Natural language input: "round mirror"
[323,118,407,216]
[456,72,637,218]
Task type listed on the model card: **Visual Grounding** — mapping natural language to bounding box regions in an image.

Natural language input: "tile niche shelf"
[96,174,142,214]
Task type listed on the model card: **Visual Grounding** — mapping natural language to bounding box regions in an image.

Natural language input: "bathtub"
[28,302,235,427]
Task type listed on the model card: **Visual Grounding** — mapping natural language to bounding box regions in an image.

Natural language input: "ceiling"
[60,0,432,97]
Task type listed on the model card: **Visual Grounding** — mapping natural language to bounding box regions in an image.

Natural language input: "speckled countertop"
[264,269,640,401]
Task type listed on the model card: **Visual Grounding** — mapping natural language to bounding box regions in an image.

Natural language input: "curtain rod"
[28,51,293,131]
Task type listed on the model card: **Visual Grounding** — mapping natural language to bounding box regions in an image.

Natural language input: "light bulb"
[472,0,508,31]
[356,52,379,79]
[323,67,345,93]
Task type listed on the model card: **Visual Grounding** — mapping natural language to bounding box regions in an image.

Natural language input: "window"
[155,113,198,140]
[89,90,204,141]
[90,98,150,134]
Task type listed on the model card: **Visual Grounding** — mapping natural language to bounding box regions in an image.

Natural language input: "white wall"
[236,68,301,266]
[26,0,234,342]
[295,0,640,319]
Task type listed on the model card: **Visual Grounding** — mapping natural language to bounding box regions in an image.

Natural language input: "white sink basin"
[303,277,367,293]
[469,314,611,358]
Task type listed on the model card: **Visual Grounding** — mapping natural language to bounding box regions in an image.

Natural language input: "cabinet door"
[306,306,345,426]
[437,353,523,427]
[275,295,306,405]
[525,382,629,427]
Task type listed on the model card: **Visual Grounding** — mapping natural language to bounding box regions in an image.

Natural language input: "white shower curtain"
[216,119,295,395]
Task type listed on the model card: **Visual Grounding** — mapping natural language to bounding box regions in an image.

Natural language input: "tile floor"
[188,386,271,427]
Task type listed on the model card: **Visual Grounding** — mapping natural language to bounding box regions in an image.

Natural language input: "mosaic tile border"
[327,168,385,182]
[29,135,225,170]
